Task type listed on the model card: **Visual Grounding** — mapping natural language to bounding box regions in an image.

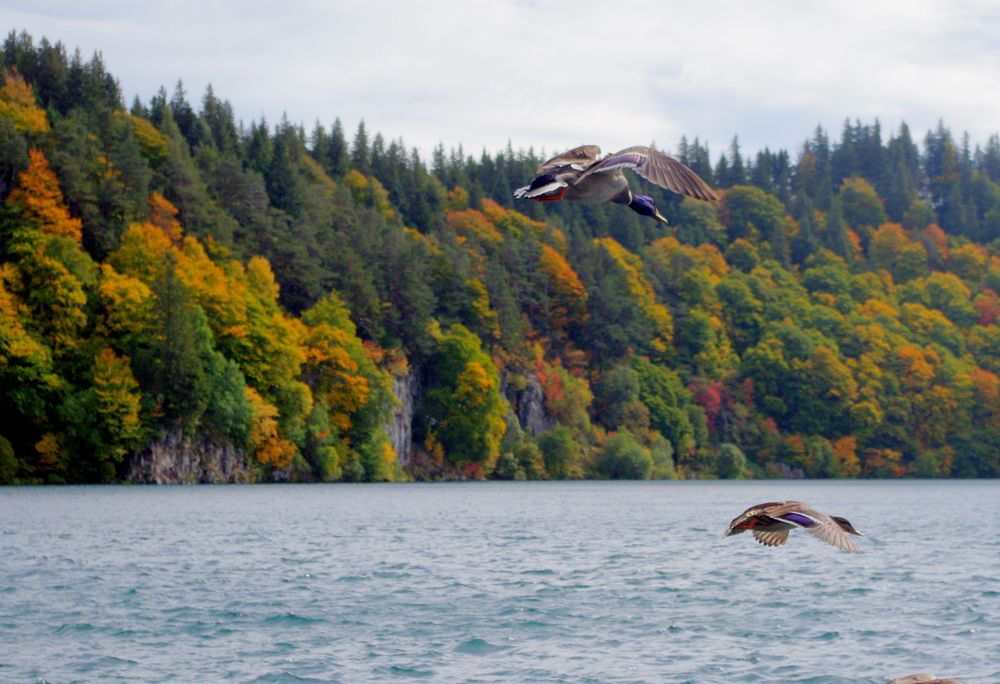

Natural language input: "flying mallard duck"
[725,501,864,553]
[513,144,719,223]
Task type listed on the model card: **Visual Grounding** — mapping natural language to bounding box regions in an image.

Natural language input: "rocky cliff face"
[387,367,419,465]
[126,430,251,484]
[504,372,553,436]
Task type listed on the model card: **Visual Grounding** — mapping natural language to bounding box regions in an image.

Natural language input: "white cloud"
[2,0,999,161]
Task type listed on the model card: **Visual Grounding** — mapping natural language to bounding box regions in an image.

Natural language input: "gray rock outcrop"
[127,430,251,484]
[387,367,419,465]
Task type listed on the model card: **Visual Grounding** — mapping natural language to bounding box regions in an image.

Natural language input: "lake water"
[1,481,998,683]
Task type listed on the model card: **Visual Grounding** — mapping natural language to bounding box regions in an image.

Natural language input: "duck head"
[628,194,668,223]
[724,517,754,537]
[831,515,863,536]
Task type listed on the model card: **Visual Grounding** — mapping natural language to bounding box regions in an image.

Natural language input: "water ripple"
[1,481,998,682]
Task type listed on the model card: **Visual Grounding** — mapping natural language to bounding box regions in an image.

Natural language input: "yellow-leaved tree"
[0,68,48,133]
[4,148,92,356]
[592,237,673,358]
[108,194,313,473]
[421,324,507,478]
[84,347,143,475]
[301,292,397,481]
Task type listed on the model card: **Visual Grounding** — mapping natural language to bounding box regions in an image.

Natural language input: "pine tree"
[883,126,920,222]
[979,133,1000,183]
[714,153,730,188]
[326,117,350,176]
[170,80,201,148]
[687,137,714,187]
[726,136,746,186]
[134,254,209,434]
[799,125,834,209]
[200,84,239,154]
[351,120,370,173]
[309,120,329,164]
[791,193,820,265]
[266,119,304,216]
[825,196,852,261]
[925,121,973,235]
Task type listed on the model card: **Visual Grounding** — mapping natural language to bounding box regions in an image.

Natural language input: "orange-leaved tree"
[301,291,397,481]
[538,243,588,335]
[6,148,82,245]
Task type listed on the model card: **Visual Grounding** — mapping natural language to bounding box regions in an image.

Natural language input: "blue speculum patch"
[780,512,816,527]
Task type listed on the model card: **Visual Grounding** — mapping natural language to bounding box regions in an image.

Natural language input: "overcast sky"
[3,0,1000,162]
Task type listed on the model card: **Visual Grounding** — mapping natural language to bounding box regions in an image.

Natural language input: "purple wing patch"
[779,512,817,527]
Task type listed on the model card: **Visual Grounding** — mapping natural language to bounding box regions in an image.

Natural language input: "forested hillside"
[2,31,999,483]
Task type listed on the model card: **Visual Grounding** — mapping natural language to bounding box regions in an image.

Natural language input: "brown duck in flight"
[513,144,718,223]
[887,675,965,684]
[725,501,864,553]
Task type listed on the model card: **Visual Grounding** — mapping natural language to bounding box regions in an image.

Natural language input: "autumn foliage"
[7,149,82,243]
[0,68,48,133]
[2,31,1000,483]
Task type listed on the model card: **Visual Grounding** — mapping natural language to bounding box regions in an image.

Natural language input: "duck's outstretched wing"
[535,145,602,174]
[576,145,719,202]
[515,145,603,200]
[752,529,789,547]
[806,519,863,553]
[771,502,863,553]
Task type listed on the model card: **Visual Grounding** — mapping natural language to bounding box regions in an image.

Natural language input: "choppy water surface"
[1,481,998,683]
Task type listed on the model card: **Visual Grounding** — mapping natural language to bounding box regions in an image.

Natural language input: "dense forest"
[2,31,999,484]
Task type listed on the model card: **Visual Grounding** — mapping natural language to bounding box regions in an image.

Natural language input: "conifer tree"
[351,120,370,173]
[825,197,852,261]
[326,117,350,176]
[200,84,239,154]
[134,254,210,434]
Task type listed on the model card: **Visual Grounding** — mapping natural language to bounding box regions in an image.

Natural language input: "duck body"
[564,170,632,204]
[725,500,864,553]
[514,144,718,222]
[521,168,630,205]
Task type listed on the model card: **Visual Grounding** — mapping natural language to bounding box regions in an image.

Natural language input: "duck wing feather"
[752,529,790,547]
[576,145,719,202]
[806,518,863,553]
[768,502,862,552]
[535,145,603,174]
[515,145,604,199]
[725,501,789,534]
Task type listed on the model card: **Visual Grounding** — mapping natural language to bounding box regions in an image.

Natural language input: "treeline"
[1,30,999,483]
